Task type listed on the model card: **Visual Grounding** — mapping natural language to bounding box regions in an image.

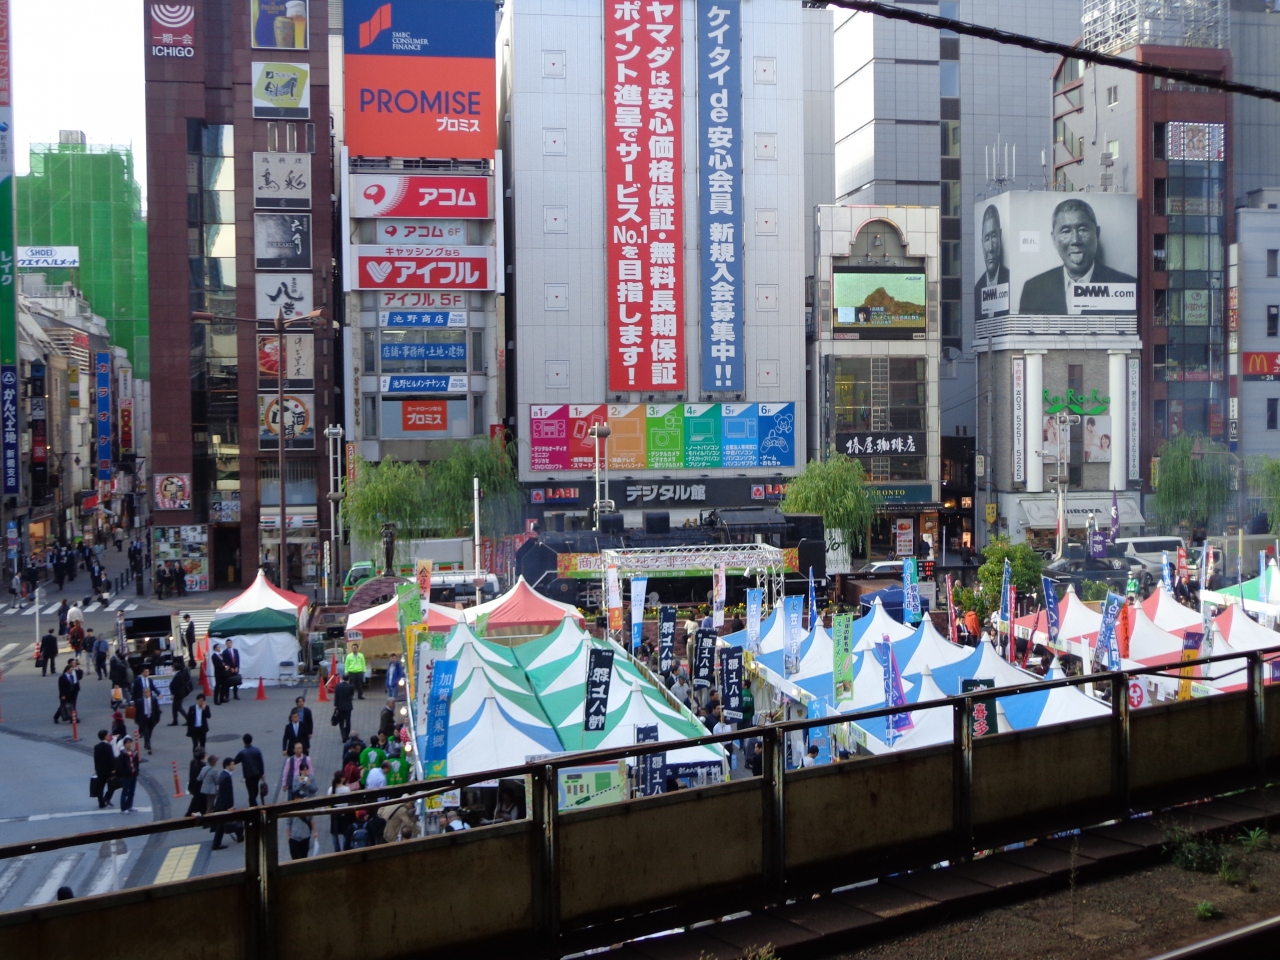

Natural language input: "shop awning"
[1020,496,1144,529]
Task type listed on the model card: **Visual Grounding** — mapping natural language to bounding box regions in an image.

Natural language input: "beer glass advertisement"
[973,193,1137,319]
[251,0,309,50]
[254,213,312,269]
[251,62,310,118]
[257,331,314,391]
[832,268,927,340]
[258,393,316,450]
[252,152,311,209]
[255,273,313,319]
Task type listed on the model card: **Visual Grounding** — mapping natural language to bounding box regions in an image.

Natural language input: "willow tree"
[1249,456,1280,533]
[1152,434,1233,535]
[780,455,883,563]
[428,436,522,539]
[342,457,435,560]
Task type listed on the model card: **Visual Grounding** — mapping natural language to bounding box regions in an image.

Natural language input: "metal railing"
[975,313,1139,339]
[2,643,1278,956]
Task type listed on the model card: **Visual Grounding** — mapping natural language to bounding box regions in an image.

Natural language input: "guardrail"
[2,645,1278,960]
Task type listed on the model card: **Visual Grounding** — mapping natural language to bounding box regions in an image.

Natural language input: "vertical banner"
[0,366,15,494]
[782,595,803,676]
[721,646,744,721]
[415,558,433,606]
[636,723,665,796]
[832,613,855,705]
[0,0,14,373]
[95,352,112,480]
[1176,545,1188,582]
[1094,592,1124,672]
[807,566,818,629]
[1088,529,1107,559]
[902,557,921,625]
[1011,357,1025,483]
[696,0,742,392]
[630,575,649,648]
[1162,551,1174,594]
[1042,575,1061,649]
[422,659,457,779]
[1127,357,1141,481]
[744,588,763,653]
[962,678,997,738]
[585,648,615,731]
[604,0,686,391]
[877,637,914,745]
[693,629,716,688]
[657,605,676,672]
[944,574,958,645]
[1110,490,1120,543]
[606,563,623,633]
[998,558,1012,628]
[1177,631,1203,701]
[118,398,134,454]
[713,562,726,627]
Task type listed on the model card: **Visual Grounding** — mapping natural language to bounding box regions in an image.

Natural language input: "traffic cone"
[317,671,329,702]
[172,760,185,798]
[329,651,339,681]
[200,656,212,698]
[255,676,268,700]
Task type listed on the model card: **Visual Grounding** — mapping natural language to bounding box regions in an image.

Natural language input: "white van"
[1113,536,1186,577]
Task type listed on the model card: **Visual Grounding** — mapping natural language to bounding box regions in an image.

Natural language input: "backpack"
[350,826,369,849]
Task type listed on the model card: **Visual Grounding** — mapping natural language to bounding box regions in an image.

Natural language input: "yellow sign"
[985,502,998,524]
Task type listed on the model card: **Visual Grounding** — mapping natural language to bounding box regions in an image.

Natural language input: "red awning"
[483,579,584,629]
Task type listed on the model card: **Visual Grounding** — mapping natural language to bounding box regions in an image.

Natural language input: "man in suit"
[168,659,193,726]
[1018,198,1137,315]
[210,758,243,850]
[130,666,158,702]
[222,639,242,700]
[974,204,1011,319]
[93,730,117,808]
[234,734,266,807]
[210,643,228,705]
[282,709,310,757]
[55,660,81,723]
[333,677,355,742]
[134,683,161,754]
[182,614,196,661]
[293,696,314,752]
[185,694,212,751]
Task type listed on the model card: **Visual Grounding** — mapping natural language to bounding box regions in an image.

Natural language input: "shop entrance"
[212,526,242,586]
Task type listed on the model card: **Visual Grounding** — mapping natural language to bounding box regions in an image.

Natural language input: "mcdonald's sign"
[1243,352,1280,381]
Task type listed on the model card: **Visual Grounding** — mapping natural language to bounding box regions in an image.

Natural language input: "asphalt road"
[0,545,384,906]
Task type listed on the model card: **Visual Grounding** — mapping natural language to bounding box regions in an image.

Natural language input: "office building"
[1232,189,1280,462]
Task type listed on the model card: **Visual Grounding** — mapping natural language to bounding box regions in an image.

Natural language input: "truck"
[343,537,474,601]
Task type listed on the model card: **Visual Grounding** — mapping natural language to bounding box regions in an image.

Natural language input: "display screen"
[832,268,927,339]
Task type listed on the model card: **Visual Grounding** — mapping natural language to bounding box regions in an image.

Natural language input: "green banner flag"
[833,613,855,704]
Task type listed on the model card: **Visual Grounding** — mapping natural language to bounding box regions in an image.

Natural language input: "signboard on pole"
[657,605,676,673]
[745,588,763,653]
[693,629,716,689]
[721,646,744,721]
[636,723,665,797]
[606,564,623,633]
[713,562,726,628]
[783,595,802,676]
[421,658,457,778]
[962,678,996,738]
[584,648,614,732]
[630,575,648,648]
[902,557,921,625]
[415,558,433,606]
[833,613,855,705]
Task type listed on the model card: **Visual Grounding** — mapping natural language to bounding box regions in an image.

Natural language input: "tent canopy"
[219,569,308,620]
[345,595,399,638]
[852,598,916,651]
[858,585,930,620]
[1143,587,1202,633]
[464,577,585,642]
[208,607,298,638]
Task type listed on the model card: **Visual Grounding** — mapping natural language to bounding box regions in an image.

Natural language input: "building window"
[1154,122,1166,160]
[1270,399,1279,431]
[1105,139,1120,163]
[1154,235,1167,272]
[941,240,961,277]
[940,120,960,158]
[1269,305,1279,337]
[940,61,959,98]
[832,357,928,474]
[1106,85,1119,106]
[1154,179,1166,216]
[941,300,960,338]
[1269,249,1279,277]
[940,180,961,217]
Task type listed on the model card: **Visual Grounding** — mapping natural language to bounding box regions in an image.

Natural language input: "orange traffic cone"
[171,760,185,798]
[317,670,329,701]
[255,676,268,700]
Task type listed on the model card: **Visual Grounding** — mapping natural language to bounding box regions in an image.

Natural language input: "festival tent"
[858,584,930,621]
[1014,588,1101,652]
[748,608,812,678]
[927,642,1039,697]
[893,618,972,676]
[1142,587,1202,634]
[593,680,724,766]
[526,635,649,736]
[443,622,520,668]
[463,577,585,641]
[207,607,298,637]
[997,680,1111,730]
[344,595,399,641]
[205,608,300,686]
[448,634,535,698]
[1124,604,1187,665]
[426,602,464,632]
[511,617,599,672]
[444,670,563,775]
[851,598,916,651]
[217,568,309,629]
[1199,572,1280,617]
[835,666,948,756]
[1212,603,1280,653]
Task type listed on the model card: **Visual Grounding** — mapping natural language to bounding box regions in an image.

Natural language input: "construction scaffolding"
[600,543,787,608]
[1082,0,1230,55]
[16,134,150,377]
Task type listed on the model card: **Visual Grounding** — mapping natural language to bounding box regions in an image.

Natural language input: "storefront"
[259,510,320,590]
[524,477,796,530]
[997,491,1146,555]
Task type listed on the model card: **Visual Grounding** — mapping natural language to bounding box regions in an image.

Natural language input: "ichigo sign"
[604,0,686,392]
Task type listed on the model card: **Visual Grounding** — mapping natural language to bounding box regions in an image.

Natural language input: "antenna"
[987,132,1014,191]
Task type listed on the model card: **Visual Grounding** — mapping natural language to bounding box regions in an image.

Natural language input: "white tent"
[594,680,723,767]
[443,622,519,669]
[514,617,601,672]
[446,684,563,776]
[213,633,298,687]
[927,642,1040,696]
[851,598,915,651]
[1126,605,1186,663]
[894,618,972,676]
[462,575,585,624]
[217,568,309,630]
[1143,587,1202,634]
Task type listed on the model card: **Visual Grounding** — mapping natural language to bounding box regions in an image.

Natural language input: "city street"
[0,544,384,906]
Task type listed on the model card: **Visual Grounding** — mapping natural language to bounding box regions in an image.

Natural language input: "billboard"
[258,393,316,449]
[604,0,687,392]
[973,193,1137,319]
[832,268,927,340]
[150,3,196,57]
[343,0,495,159]
[251,62,310,118]
[252,152,310,209]
[354,244,494,290]
[255,273,313,319]
[251,0,308,50]
[350,174,490,218]
[254,213,312,269]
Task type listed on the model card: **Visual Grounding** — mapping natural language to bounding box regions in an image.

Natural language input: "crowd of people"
[9,533,136,604]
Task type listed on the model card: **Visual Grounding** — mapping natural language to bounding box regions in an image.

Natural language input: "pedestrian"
[379,698,395,740]
[134,683,160,754]
[365,760,390,792]
[38,628,58,677]
[328,772,352,853]
[285,796,316,861]
[444,809,470,832]
[93,730,117,809]
[131,665,158,701]
[964,609,980,646]
[281,741,312,795]
[293,695,314,750]
[211,643,228,705]
[53,553,65,591]
[113,525,124,553]
[93,632,110,681]
[168,658,192,725]
[333,676,354,741]
[108,648,130,692]
[282,709,309,757]
[55,659,81,723]
[67,601,83,631]
[209,758,243,850]
[197,753,220,817]
[182,613,196,661]
[184,748,208,816]
[109,710,128,744]
[801,744,820,767]
[234,734,266,807]
[998,626,1009,661]
[57,598,68,637]
[185,694,212,750]
[385,652,405,700]
[116,737,140,814]
[174,561,187,598]
[221,639,242,700]
[155,564,168,601]
[344,642,367,700]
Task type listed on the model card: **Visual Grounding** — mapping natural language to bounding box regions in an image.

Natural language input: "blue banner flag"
[721,646,745,722]
[999,558,1012,625]
[877,636,914,744]
[584,648,615,732]
[745,588,763,653]
[783,595,803,676]
[422,659,457,779]
[1095,592,1124,672]
[902,557,921,625]
[1042,576,1061,649]
[630,575,648,650]
[807,566,818,629]
[1162,551,1174,594]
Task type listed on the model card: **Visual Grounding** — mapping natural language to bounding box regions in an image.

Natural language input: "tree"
[1152,434,1233,535]
[428,437,522,539]
[1249,456,1280,535]
[343,457,435,560]
[970,536,1044,622]
[780,455,883,562]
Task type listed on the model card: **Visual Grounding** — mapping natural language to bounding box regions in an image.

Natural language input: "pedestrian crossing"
[0,600,137,616]
[25,851,83,905]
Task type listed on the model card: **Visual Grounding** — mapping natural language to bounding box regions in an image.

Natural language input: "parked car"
[855,560,904,577]
[1114,536,1186,579]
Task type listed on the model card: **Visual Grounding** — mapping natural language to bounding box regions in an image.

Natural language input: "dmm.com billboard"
[343,0,495,160]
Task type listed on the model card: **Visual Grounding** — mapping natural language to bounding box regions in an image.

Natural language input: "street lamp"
[192,307,327,588]
[588,422,612,531]
[324,423,345,603]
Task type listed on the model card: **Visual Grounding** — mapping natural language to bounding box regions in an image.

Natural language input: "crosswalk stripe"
[152,844,200,885]
[106,598,126,611]
[20,605,38,615]
[1,607,16,615]
[42,603,60,615]
[85,603,101,613]
[25,852,83,905]
[0,857,31,903]
[125,603,138,611]
[0,642,16,657]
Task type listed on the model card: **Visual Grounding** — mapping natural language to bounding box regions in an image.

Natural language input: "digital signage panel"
[832,268,927,340]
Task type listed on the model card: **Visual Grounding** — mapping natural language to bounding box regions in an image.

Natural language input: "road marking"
[84,856,124,897]
[0,642,16,657]
[25,852,83,905]
[0,807,153,825]
[1,607,17,615]
[0,857,31,903]
[85,603,101,613]
[20,605,38,616]
[106,598,126,611]
[153,844,200,885]
[43,603,60,615]
[125,603,138,611]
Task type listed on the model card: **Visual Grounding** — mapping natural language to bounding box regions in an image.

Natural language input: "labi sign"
[1043,388,1109,416]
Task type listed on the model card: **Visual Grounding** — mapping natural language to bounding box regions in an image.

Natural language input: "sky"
[12,0,148,206]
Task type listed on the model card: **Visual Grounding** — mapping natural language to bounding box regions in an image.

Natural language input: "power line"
[825,0,1280,105]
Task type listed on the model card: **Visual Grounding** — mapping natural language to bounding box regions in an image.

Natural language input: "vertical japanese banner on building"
[606,563,623,633]
[95,352,112,481]
[657,605,676,672]
[605,0,686,391]
[635,723,665,796]
[422,658,457,779]
[902,557,921,625]
[744,587,763,653]
[1011,357,1025,483]
[721,646,744,721]
[832,613,854,705]
[696,0,741,392]
[584,648,614,732]
[630,574,648,648]
[783,595,803,676]
[1127,357,1140,480]
[0,0,16,495]
[693,628,716,688]
[118,398,134,454]
[713,562,726,627]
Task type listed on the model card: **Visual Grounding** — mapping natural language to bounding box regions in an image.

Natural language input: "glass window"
[940,61,959,98]
[1268,250,1278,277]
[939,0,958,36]
[940,120,960,157]
[940,180,961,217]
[1268,305,1278,337]
[1269,399,1278,431]
[379,329,468,374]
[941,240,961,277]
[362,331,377,374]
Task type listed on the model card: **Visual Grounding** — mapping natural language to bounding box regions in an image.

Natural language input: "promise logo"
[359,3,391,48]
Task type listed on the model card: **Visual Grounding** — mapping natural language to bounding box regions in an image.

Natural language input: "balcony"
[975,313,1138,340]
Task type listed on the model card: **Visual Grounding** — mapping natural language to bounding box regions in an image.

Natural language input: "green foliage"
[1237,827,1273,853]
[1076,580,1111,602]
[781,456,883,561]
[1152,434,1233,535]
[1195,900,1222,921]
[1248,457,1280,535]
[1165,826,1223,874]
[971,537,1044,622]
[342,457,434,557]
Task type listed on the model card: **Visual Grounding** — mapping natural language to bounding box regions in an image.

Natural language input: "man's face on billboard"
[1052,207,1099,279]
[982,212,1003,277]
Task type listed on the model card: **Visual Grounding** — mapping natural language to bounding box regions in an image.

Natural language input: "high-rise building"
[16,132,150,377]
[500,0,833,528]
[1231,189,1280,463]
[143,0,337,590]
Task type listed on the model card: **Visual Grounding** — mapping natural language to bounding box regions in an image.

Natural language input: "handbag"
[59,703,73,723]
[124,704,136,720]
[331,709,340,727]
[90,775,101,798]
